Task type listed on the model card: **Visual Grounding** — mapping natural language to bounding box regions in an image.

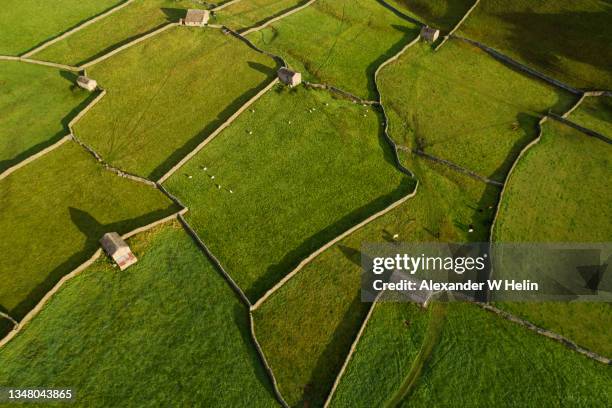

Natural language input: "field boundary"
[251,183,419,310]
[212,0,244,12]
[548,113,612,144]
[23,0,137,58]
[239,0,318,36]
[0,135,71,181]
[322,291,383,408]
[375,0,424,26]
[478,303,611,365]
[303,81,380,105]
[434,0,480,51]
[0,210,186,349]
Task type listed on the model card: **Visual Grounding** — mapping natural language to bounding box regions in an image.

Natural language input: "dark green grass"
[249,0,420,99]
[216,0,305,31]
[74,27,277,179]
[32,0,204,66]
[402,303,611,407]
[493,120,612,357]
[0,0,122,55]
[387,0,475,31]
[459,0,612,90]
[0,62,92,173]
[378,39,575,181]
[569,95,612,137]
[0,222,278,407]
[165,86,413,302]
[0,141,178,320]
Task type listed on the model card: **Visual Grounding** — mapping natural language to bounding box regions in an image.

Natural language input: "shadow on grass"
[387,0,474,31]
[6,206,178,321]
[247,177,416,302]
[0,84,97,174]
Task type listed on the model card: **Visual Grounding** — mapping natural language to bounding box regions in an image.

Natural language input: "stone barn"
[76,76,97,91]
[182,9,210,26]
[277,67,302,87]
[420,26,440,43]
[100,232,138,270]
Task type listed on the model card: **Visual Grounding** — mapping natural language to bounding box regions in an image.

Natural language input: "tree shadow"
[161,7,187,21]
[6,206,177,320]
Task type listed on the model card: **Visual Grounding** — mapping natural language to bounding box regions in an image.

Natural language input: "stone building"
[182,9,210,26]
[277,67,302,87]
[100,232,137,270]
[420,26,440,43]
[76,76,97,91]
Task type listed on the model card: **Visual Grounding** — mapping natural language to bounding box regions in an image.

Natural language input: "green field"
[32,0,205,66]
[249,0,420,99]
[216,0,305,31]
[165,86,413,301]
[0,61,93,173]
[493,120,612,357]
[378,38,575,181]
[387,0,475,31]
[0,0,121,55]
[0,141,178,321]
[569,95,612,137]
[252,147,497,406]
[73,26,277,179]
[459,0,612,90]
[0,222,278,407]
[404,303,611,407]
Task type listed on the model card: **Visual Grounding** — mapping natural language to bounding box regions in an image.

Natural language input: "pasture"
[32,0,204,66]
[459,0,612,90]
[164,86,413,301]
[249,0,420,99]
[0,0,121,55]
[0,141,178,321]
[216,0,305,31]
[378,39,575,181]
[387,0,475,32]
[569,95,612,137]
[0,61,92,173]
[0,223,278,407]
[73,26,277,179]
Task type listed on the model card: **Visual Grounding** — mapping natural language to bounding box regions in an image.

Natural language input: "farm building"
[278,67,302,87]
[182,9,210,26]
[420,26,440,43]
[76,76,97,91]
[100,232,137,270]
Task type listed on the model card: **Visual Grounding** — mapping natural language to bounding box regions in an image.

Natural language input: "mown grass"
[378,39,575,181]
[0,141,178,321]
[216,0,305,31]
[32,0,205,66]
[458,0,612,90]
[401,303,611,407]
[569,95,612,137]
[0,222,278,407]
[493,120,612,357]
[164,85,413,302]
[0,61,92,173]
[387,0,475,32]
[249,0,420,99]
[252,149,497,406]
[0,0,121,55]
[73,26,277,179]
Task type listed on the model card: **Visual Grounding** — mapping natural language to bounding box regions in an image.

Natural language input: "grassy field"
[73,26,277,179]
[164,86,413,301]
[459,0,612,90]
[0,222,278,407]
[569,95,612,137]
[252,147,497,406]
[32,0,206,66]
[0,61,93,173]
[0,141,178,321]
[402,303,611,407]
[493,120,612,357]
[216,0,305,31]
[0,0,121,55]
[249,0,420,99]
[378,38,575,181]
[387,0,475,31]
